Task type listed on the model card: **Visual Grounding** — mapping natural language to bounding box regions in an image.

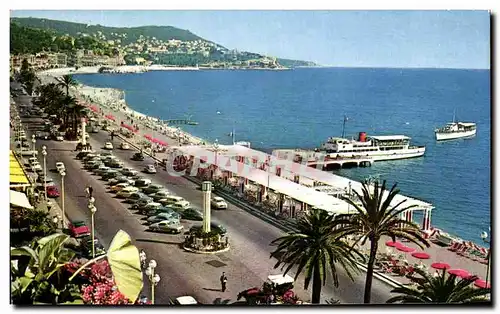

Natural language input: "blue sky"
[10,10,490,69]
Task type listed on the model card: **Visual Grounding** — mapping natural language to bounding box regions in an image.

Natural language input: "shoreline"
[37,71,486,247]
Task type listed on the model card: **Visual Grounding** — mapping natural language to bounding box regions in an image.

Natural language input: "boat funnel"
[358,132,367,142]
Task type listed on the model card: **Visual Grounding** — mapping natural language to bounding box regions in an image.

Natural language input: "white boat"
[435,122,476,141]
[320,132,426,161]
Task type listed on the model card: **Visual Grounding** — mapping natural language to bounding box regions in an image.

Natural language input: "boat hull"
[435,128,476,141]
[333,147,426,161]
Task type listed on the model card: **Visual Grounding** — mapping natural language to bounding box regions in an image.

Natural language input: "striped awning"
[9,150,29,185]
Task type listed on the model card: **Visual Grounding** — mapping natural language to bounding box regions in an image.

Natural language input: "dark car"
[131,152,145,161]
[102,170,119,180]
[126,192,150,204]
[106,160,123,169]
[181,208,203,221]
[142,184,164,195]
[131,198,155,210]
[189,223,227,235]
[76,151,92,160]
[46,186,60,198]
[80,238,106,258]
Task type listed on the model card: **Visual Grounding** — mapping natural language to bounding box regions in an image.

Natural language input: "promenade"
[76,82,491,291]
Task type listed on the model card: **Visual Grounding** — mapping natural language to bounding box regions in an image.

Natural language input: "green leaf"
[61,299,84,304]
[18,276,33,293]
[106,230,143,303]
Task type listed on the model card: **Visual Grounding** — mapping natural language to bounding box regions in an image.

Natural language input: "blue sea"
[74,68,491,244]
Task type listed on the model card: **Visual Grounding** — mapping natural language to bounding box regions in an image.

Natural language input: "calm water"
[75,68,491,243]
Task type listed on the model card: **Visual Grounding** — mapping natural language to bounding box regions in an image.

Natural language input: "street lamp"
[145,260,160,304]
[266,157,273,200]
[212,139,219,178]
[87,197,97,258]
[60,170,66,228]
[480,231,490,287]
[31,134,36,156]
[41,146,47,199]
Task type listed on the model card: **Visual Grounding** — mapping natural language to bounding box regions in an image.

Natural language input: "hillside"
[11,17,206,45]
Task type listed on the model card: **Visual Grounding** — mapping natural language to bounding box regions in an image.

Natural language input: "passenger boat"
[320,132,426,161]
[435,122,476,141]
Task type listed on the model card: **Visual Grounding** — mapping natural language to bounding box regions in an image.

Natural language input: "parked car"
[151,190,171,201]
[142,184,164,195]
[83,154,100,162]
[102,170,120,180]
[132,198,155,210]
[46,186,60,198]
[134,178,152,187]
[80,238,106,258]
[211,196,228,210]
[110,183,130,193]
[146,212,180,225]
[148,221,184,234]
[131,152,145,161]
[120,142,130,150]
[181,208,203,221]
[86,161,104,170]
[116,186,140,198]
[106,160,123,169]
[174,296,199,305]
[55,133,64,141]
[121,168,139,177]
[190,223,227,235]
[108,176,135,186]
[69,221,91,238]
[104,142,114,150]
[93,166,110,175]
[55,161,65,173]
[144,165,157,174]
[126,192,151,204]
[150,207,181,219]
[163,201,191,212]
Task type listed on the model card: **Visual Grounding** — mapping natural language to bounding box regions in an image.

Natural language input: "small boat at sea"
[434,111,476,141]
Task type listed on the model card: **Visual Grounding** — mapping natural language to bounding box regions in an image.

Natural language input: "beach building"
[172,144,434,231]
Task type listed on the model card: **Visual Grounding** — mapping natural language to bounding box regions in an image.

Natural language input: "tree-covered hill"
[11,17,207,45]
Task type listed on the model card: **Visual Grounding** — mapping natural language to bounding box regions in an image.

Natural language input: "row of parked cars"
[76,150,229,235]
[25,156,60,197]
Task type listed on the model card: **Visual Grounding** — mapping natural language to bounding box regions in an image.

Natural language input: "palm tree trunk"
[363,239,379,303]
[311,264,322,304]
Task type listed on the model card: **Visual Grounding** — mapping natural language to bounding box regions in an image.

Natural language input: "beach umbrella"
[447,269,471,278]
[474,279,491,289]
[397,246,416,253]
[386,241,402,247]
[431,262,450,270]
[411,252,431,259]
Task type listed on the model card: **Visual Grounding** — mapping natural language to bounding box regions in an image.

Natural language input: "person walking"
[220,272,228,292]
[84,186,90,198]
[88,185,93,198]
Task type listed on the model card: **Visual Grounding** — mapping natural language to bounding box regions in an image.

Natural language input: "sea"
[74,67,491,244]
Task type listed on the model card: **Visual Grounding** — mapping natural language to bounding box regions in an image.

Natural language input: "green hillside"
[11,17,206,45]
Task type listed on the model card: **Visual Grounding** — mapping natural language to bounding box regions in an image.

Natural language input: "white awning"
[10,190,33,209]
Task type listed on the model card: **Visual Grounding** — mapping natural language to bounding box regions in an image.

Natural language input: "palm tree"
[338,180,430,304]
[270,208,363,304]
[387,268,491,303]
[58,74,77,97]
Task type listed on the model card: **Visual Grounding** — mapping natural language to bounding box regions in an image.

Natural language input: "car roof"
[213,196,224,200]
[176,296,197,304]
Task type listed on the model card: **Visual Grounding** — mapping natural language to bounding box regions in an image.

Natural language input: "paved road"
[12,85,395,304]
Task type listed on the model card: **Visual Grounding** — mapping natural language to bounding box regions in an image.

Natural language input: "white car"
[116,186,140,198]
[104,142,114,150]
[55,133,64,141]
[55,162,65,173]
[31,161,42,172]
[174,296,198,305]
[167,201,191,211]
[211,196,228,209]
[148,221,184,234]
[144,165,157,174]
[120,142,130,150]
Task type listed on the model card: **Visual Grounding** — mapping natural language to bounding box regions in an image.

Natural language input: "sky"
[10,10,490,69]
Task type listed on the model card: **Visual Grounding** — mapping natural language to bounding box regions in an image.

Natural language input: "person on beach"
[220,272,228,292]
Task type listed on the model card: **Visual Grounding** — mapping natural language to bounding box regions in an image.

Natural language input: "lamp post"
[212,139,219,179]
[31,134,36,157]
[60,170,66,228]
[42,146,47,199]
[87,197,97,258]
[480,230,490,287]
[266,158,273,200]
[145,260,161,304]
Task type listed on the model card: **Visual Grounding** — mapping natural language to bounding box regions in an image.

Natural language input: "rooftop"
[368,135,411,141]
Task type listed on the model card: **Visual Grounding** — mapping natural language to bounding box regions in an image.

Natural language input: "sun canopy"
[10,190,33,209]
[10,150,30,186]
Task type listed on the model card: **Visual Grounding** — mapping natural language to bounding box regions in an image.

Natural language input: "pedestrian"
[84,186,90,198]
[220,272,228,292]
[88,185,93,198]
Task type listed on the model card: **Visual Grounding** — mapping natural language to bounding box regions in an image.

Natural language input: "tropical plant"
[58,74,77,97]
[68,230,143,303]
[79,260,131,304]
[386,268,491,303]
[269,208,363,304]
[10,233,82,304]
[338,180,430,304]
